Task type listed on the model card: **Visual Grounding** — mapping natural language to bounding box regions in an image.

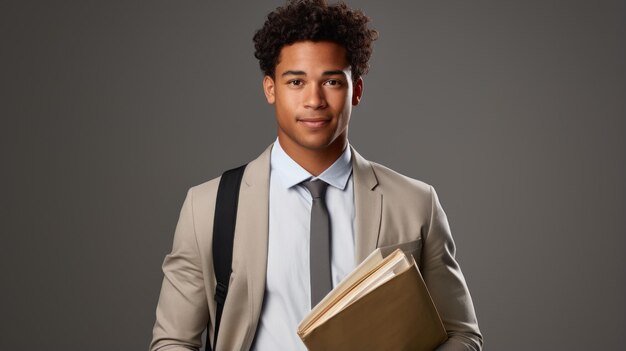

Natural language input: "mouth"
[298,117,331,128]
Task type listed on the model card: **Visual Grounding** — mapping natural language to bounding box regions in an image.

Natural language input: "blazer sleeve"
[422,186,483,351]
[150,188,209,351]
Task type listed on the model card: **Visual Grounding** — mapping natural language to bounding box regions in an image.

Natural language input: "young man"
[151,1,482,350]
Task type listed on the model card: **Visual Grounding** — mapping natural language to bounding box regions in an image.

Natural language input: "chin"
[291,135,326,149]
[299,141,333,151]
[298,135,341,151]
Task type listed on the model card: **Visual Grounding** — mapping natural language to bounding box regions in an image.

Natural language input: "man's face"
[263,41,363,155]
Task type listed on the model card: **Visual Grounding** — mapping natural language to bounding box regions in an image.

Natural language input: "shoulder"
[189,176,221,202]
[371,162,438,223]
[185,143,273,209]
[370,161,432,193]
[356,153,444,245]
[365,159,436,207]
[352,146,432,193]
[352,146,438,211]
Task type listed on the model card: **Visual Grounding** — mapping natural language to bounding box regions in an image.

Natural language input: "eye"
[288,79,303,86]
[324,79,342,86]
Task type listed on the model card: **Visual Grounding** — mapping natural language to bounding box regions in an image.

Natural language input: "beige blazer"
[151,144,483,351]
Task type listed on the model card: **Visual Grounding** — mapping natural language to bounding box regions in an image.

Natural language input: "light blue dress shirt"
[252,139,356,351]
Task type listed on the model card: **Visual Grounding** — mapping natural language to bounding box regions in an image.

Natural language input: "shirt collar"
[270,138,353,190]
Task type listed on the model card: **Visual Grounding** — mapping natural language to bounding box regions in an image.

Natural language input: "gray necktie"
[301,179,332,307]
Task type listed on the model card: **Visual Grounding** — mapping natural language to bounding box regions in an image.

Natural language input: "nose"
[304,84,327,110]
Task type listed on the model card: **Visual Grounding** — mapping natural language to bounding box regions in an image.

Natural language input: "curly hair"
[253,0,378,82]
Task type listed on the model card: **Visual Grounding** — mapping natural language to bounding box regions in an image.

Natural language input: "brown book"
[297,249,448,351]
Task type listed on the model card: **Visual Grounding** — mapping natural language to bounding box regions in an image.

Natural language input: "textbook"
[297,248,448,351]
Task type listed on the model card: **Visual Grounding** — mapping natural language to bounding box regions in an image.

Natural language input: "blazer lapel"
[234,144,272,350]
[351,146,382,263]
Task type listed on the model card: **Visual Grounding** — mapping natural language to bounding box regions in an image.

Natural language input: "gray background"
[1,0,625,350]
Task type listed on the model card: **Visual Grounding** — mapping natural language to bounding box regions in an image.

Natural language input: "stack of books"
[297,248,448,351]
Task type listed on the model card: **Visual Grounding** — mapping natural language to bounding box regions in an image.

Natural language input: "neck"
[278,136,347,177]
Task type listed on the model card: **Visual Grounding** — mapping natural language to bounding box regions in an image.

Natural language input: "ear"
[352,77,363,106]
[263,75,276,104]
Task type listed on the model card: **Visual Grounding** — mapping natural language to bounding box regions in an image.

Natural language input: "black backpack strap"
[206,164,247,351]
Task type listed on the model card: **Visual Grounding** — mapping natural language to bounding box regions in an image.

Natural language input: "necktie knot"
[302,179,329,199]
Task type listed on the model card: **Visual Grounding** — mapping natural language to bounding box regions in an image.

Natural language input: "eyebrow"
[280,70,346,78]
